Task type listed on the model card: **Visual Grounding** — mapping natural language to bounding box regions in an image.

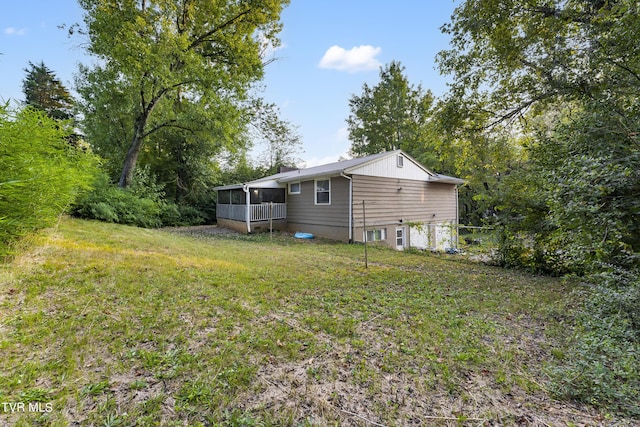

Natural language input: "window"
[288,182,301,194]
[397,154,404,168]
[315,179,330,204]
[365,229,386,242]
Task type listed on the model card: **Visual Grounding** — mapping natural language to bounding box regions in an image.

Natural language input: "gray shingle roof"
[213,150,464,190]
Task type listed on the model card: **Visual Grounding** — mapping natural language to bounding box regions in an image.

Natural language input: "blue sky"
[1,0,459,166]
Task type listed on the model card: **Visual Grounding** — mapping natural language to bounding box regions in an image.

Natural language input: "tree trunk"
[118,115,147,188]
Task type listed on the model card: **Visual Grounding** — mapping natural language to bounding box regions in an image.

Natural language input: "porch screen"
[218,190,231,204]
[231,189,245,204]
[250,188,285,204]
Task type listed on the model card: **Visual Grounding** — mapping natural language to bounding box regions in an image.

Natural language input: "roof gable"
[345,151,434,181]
[276,151,392,183]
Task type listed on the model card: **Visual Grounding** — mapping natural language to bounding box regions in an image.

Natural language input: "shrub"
[0,105,97,256]
[160,203,207,227]
[549,267,640,417]
[71,171,210,228]
[71,173,164,228]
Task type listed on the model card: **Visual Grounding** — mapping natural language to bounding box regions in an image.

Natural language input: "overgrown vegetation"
[4,218,635,425]
[70,169,209,228]
[550,268,640,416]
[435,0,640,413]
[0,105,96,258]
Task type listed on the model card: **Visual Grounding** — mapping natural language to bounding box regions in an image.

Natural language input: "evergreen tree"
[22,61,74,120]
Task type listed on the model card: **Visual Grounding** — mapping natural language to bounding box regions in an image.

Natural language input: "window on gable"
[315,179,330,204]
[397,154,404,168]
[289,182,301,194]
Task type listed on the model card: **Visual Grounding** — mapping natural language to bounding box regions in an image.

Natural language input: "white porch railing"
[250,203,286,221]
[217,203,286,222]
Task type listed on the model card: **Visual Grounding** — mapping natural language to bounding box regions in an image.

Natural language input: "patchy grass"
[0,218,635,425]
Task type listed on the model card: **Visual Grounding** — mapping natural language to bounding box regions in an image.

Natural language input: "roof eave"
[430,175,466,185]
[277,170,345,183]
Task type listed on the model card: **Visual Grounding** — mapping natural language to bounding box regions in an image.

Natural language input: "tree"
[437,0,640,129]
[76,0,289,188]
[347,61,435,158]
[250,100,302,174]
[437,1,640,413]
[498,102,640,273]
[22,61,74,120]
[437,0,640,269]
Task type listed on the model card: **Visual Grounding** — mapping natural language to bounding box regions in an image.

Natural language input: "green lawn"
[0,218,625,425]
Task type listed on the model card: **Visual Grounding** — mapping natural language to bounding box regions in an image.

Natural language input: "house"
[214,150,465,250]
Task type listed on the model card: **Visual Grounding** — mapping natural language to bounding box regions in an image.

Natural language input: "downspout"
[455,185,459,248]
[340,173,353,242]
[243,184,251,234]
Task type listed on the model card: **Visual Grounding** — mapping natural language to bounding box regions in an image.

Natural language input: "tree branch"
[188,8,253,51]
[525,6,596,24]
[141,120,201,140]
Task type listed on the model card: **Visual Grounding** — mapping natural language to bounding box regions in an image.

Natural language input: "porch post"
[243,184,251,233]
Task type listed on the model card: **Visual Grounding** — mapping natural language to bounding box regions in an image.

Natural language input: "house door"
[395,227,406,250]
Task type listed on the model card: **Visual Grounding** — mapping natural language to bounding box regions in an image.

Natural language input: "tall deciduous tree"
[76,0,289,188]
[437,0,640,129]
[437,0,640,270]
[347,61,435,158]
[22,61,74,120]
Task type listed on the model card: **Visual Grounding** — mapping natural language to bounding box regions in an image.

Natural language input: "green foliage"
[71,174,164,228]
[22,61,74,121]
[438,1,640,415]
[71,170,208,228]
[249,99,303,173]
[76,0,289,187]
[347,61,436,158]
[438,0,640,128]
[496,104,640,274]
[0,105,96,256]
[550,268,640,417]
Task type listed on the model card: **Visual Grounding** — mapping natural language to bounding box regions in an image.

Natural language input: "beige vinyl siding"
[286,176,350,239]
[351,174,457,243]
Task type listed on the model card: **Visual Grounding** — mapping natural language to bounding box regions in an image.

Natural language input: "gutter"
[340,173,353,242]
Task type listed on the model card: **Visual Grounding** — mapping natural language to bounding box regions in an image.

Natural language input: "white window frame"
[315,178,331,205]
[397,154,404,168]
[364,228,386,242]
[288,182,301,194]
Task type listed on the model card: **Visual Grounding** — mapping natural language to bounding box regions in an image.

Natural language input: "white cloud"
[4,27,27,36]
[318,45,381,73]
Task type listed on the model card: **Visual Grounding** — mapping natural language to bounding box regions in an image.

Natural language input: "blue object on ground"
[294,232,314,239]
